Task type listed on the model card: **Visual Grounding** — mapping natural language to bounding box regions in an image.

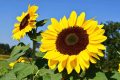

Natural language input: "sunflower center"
[56,27,89,55]
[20,14,30,30]
[65,33,79,46]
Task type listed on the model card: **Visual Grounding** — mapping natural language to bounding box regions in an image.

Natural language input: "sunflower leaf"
[34,35,42,42]
[0,72,17,80]
[35,51,44,57]
[91,72,107,80]
[8,44,30,62]
[111,71,120,79]
[11,63,36,80]
[36,19,48,27]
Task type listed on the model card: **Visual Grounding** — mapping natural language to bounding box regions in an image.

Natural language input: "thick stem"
[30,29,37,80]
[32,40,36,60]
[32,29,37,60]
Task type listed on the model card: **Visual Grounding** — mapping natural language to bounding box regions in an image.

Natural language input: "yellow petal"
[66,55,76,74]
[89,29,105,37]
[60,16,68,29]
[86,21,98,34]
[77,55,86,71]
[57,55,68,72]
[89,36,107,44]
[96,44,106,50]
[41,39,56,44]
[68,11,77,27]
[87,44,98,53]
[55,54,68,61]
[28,5,38,13]
[88,53,100,60]
[12,27,19,34]
[74,58,81,73]
[58,60,67,72]
[89,35,107,41]
[14,23,20,28]
[89,57,96,63]
[42,29,57,37]
[98,24,104,28]
[16,16,22,22]
[82,19,96,30]
[48,59,58,69]
[51,18,62,32]
[80,50,89,61]
[97,50,104,57]
[40,40,56,52]
[76,12,85,27]
[41,31,57,40]
[43,51,61,59]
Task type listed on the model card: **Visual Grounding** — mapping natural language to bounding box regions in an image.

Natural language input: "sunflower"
[9,57,26,69]
[40,11,107,74]
[12,5,38,40]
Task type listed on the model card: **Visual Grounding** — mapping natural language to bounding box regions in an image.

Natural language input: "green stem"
[31,29,37,80]
[32,40,36,60]
[32,29,37,60]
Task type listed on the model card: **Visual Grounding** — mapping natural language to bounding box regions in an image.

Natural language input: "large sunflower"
[12,5,38,40]
[40,11,107,74]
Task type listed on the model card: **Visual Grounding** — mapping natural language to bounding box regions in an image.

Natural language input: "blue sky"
[0,0,120,46]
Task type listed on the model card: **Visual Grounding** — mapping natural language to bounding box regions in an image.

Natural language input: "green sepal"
[36,19,48,27]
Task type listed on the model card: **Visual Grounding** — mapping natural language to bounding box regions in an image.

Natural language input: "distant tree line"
[0,43,11,55]
[0,42,33,57]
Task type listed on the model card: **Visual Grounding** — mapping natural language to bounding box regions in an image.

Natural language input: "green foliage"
[92,72,107,80]
[34,35,42,42]
[35,51,45,58]
[111,71,120,79]
[8,44,30,62]
[13,63,36,80]
[0,60,9,76]
[0,72,17,80]
[104,21,120,60]
[97,21,120,71]
[34,68,62,80]
[36,19,48,27]
[0,43,11,55]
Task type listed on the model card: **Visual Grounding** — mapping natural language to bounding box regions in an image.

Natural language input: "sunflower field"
[0,1,120,80]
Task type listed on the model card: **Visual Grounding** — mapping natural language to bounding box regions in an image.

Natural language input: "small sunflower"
[40,11,107,74]
[9,57,26,69]
[12,5,38,40]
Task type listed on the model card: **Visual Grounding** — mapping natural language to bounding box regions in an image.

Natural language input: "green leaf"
[38,68,53,76]
[90,72,107,80]
[8,45,30,62]
[37,68,62,80]
[35,51,44,57]
[0,72,17,80]
[0,60,9,68]
[0,61,9,76]
[34,35,42,42]
[36,19,48,27]
[11,63,35,80]
[51,73,62,80]
[10,44,30,57]
[10,45,22,57]
[111,71,120,79]
[21,78,27,80]
[43,74,51,80]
